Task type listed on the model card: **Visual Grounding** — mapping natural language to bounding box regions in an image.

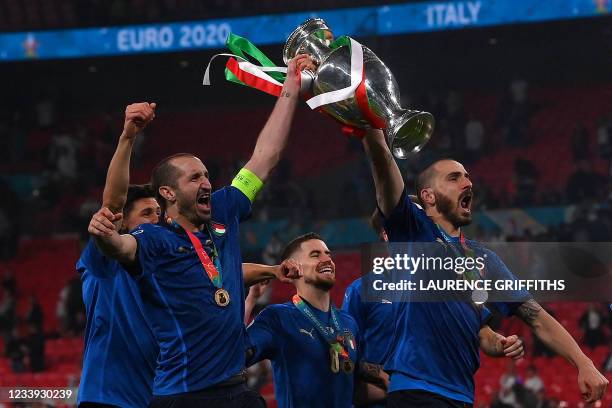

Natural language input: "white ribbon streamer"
[305,38,363,109]
[236,61,285,86]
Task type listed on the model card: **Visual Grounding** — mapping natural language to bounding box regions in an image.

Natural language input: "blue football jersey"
[78,239,157,407]
[247,301,360,408]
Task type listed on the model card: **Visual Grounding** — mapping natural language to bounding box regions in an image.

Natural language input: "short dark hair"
[414,158,455,206]
[150,153,195,211]
[124,184,155,217]
[281,232,323,261]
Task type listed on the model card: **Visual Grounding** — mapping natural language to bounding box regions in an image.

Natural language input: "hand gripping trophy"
[284,18,434,158]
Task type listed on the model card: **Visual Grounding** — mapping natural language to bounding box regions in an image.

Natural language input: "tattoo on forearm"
[516,299,542,325]
[359,362,384,384]
[280,90,291,98]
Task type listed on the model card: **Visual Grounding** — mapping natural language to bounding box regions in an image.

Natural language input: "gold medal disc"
[342,358,354,374]
[214,288,230,307]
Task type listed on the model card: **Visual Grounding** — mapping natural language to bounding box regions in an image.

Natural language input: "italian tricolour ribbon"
[203,33,364,110]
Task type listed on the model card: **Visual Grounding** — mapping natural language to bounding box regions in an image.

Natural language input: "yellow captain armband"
[231,168,264,203]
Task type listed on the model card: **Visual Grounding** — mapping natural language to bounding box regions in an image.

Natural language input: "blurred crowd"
[1,76,612,261]
[0,270,45,373]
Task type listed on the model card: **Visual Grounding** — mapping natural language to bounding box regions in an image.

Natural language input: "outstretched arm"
[103,102,156,213]
[478,325,524,359]
[243,55,316,182]
[361,129,405,216]
[516,300,609,402]
[243,259,302,287]
[89,207,138,265]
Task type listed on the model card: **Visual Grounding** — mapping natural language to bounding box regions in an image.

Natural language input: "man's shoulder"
[212,185,243,203]
[130,223,178,243]
[337,308,359,329]
[347,277,363,292]
[77,239,123,279]
[265,302,295,315]
[468,242,503,264]
[253,303,295,327]
[130,222,166,235]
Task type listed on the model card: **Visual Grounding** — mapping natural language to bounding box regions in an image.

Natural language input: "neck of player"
[430,214,460,237]
[297,285,330,312]
[172,213,202,232]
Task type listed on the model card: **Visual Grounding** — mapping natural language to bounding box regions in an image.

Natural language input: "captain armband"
[231,168,264,203]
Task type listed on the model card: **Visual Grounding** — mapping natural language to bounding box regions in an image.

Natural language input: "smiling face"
[161,156,212,226]
[122,197,161,232]
[293,239,336,291]
[419,160,474,228]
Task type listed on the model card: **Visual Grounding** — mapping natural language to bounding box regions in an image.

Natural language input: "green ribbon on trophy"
[225,33,286,87]
[203,32,359,103]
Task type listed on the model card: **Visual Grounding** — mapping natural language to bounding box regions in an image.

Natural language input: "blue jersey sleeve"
[342,280,365,335]
[246,306,283,366]
[212,186,252,224]
[129,223,169,278]
[481,306,492,326]
[484,249,533,317]
[380,190,429,241]
[77,238,115,279]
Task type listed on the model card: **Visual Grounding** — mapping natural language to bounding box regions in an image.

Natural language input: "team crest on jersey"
[211,222,226,237]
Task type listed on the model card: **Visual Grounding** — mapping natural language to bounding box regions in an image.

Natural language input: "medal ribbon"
[184,228,223,289]
[291,294,349,360]
[435,224,483,281]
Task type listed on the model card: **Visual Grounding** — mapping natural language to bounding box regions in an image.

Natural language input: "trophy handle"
[386,111,435,159]
[299,70,315,95]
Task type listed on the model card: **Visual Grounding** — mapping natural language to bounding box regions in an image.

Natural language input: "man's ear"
[420,188,435,207]
[159,186,176,204]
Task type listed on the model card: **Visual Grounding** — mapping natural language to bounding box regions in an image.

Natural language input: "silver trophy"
[284,18,434,159]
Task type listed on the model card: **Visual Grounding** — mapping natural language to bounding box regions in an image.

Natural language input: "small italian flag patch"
[211,222,226,236]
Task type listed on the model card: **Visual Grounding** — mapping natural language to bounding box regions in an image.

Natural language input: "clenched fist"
[123,102,156,139]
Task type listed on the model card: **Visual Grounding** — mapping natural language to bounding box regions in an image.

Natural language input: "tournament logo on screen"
[23,33,39,58]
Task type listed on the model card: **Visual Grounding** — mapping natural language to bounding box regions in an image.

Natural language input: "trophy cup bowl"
[284,18,434,159]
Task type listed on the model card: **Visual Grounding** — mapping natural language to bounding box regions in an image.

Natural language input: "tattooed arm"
[516,300,608,402]
[358,361,389,390]
[353,362,389,405]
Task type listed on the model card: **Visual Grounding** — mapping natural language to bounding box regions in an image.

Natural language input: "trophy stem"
[386,111,435,159]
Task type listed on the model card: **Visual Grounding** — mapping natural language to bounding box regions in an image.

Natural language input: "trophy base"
[387,111,434,159]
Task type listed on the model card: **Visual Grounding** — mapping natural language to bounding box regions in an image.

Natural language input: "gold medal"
[214,288,230,307]
[342,358,354,374]
[329,346,340,373]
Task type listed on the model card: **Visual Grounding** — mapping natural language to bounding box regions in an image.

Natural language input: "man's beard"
[304,275,335,291]
[176,190,210,226]
[435,191,472,228]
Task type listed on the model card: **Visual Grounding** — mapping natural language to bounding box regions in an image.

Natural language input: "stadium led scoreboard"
[0,0,608,62]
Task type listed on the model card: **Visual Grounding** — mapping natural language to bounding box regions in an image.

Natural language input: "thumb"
[150,102,157,111]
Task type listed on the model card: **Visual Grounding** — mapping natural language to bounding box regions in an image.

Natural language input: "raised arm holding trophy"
[205,17,435,158]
